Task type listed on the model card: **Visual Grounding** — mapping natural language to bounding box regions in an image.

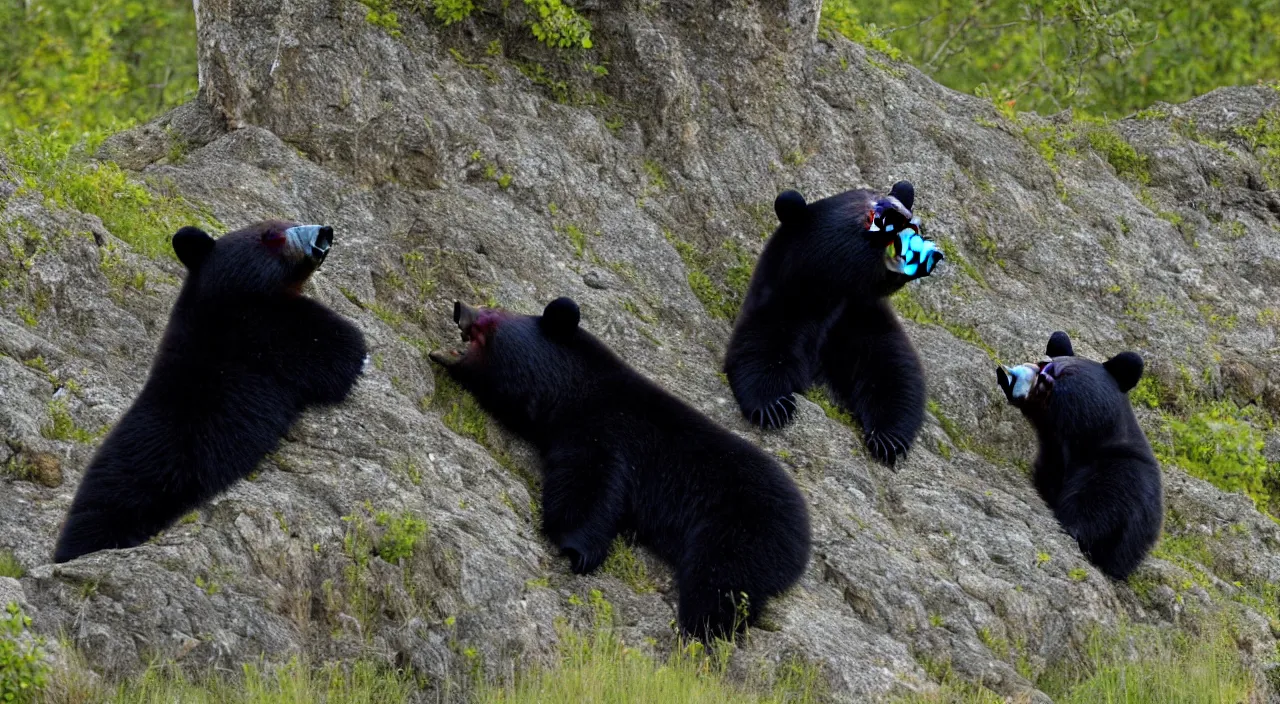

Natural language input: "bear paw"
[749,395,798,430]
[865,430,909,468]
[560,541,606,575]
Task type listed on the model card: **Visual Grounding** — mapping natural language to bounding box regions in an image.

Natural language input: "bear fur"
[430,297,811,639]
[997,331,1163,580]
[724,182,935,466]
[53,221,367,563]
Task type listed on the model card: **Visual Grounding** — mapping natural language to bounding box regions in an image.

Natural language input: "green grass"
[3,131,217,259]
[1040,622,1252,704]
[477,591,824,704]
[0,552,23,579]
[97,658,413,703]
[1157,401,1277,512]
[898,619,1253,704]
[599,538,654,593]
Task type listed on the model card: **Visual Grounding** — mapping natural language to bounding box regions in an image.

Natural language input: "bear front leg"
[540,445,626,575]
[270,299,369,406]
[820,299,925,467]
[723,311,823,430]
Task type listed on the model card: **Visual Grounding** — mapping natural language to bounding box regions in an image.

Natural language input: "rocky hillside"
[2,0,1280,700]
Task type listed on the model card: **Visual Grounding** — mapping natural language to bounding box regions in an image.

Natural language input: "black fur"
[431,298,811,640]
[724,183,927,466]
[998,332,1162,580]
[53,221,367,563]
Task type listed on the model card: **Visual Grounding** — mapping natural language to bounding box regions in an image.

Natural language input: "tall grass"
[477,591,825,704]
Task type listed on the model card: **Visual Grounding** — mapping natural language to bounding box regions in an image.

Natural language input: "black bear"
[53,221,367,563]
[724,182,942,466]
[430,297,811,639]
[997,331,1162,580]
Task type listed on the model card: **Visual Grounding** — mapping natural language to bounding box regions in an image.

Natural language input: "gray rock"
[2,1,1279,701]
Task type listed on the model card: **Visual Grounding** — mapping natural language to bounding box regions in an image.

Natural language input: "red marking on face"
[463,310,509,352]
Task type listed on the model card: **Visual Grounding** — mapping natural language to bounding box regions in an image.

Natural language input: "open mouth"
[429,301,483,365]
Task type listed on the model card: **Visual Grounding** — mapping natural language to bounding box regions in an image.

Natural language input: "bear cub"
[54,221,367,563]
[997,331,1162,580]
[724,181,942,466]
[431,297,811,639]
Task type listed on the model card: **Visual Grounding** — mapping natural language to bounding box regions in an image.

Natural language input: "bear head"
[429,297,587,435]
[172,220,333,299]
[997,331,1144,413]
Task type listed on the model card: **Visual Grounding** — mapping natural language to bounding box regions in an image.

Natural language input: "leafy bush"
[0,0,197,134]
[823,0,1280,117]
[374,511,428,564]
[0,603,48,704]
[523,0,593,50]
[1161,401,1277,510]
[434,0,475,26]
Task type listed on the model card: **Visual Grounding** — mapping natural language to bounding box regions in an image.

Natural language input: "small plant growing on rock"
[0,602,47,704]
[524,0,593,49]
[376,511,428,564]
[0,552,24,580]
[433,0,474,25]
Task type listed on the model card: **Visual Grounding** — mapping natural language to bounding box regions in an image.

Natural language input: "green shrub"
[0,602,48,704]
[827,0,1280,117]
[375,512,428,564]
[523,0,593,50]
[0,0,197,134]
[433,0,475,26]
[1161,401,1276,509]
[819,1,900,59]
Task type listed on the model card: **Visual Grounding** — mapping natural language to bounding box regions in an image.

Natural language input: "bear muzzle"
[285,225,333,267]
[429,301,483,365]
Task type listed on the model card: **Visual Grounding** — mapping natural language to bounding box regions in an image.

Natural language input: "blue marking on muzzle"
[285,225,332,265]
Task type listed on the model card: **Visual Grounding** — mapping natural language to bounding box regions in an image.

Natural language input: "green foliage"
[374,511,428,564]
[829,0,1280,117]
[1160,401,1277,510]
[359,0,401,36]
[1039,621,1252,704]
[4,131,216,259]
[434,0,475,26]
[523,0,593,50]
[432,371,490,445]
[477,591,825,704]
[663,232,755,321]
[0,0,196,134]
[599,538,654,593]
[1068,568,1088,582]
[1083,122,1150,183]
[0,603,48,704]
[804,389,855,428]
[0,553,22,580]
[819,2,900,59]
[1236,104,1280,190]
[892,289,998,360]
[104,657,413,703]
[39,399,95,443]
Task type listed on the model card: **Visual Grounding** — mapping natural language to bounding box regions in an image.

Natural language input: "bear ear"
[173,227,215,270]
[774,190,808,225]
[888,181,915,211]
[541,297,581,338]
[1104,352,1144,393]
[1046,331,1075,358]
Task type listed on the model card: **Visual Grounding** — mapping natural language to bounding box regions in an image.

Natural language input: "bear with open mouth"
[53,221,367,563]
[430,297,811,639]
[997,331,1162,580]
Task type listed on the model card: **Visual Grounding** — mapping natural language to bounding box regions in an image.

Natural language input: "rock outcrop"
[2,1,1279,700]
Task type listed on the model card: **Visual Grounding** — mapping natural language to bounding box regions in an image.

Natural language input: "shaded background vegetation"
[823,0,1280,116]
